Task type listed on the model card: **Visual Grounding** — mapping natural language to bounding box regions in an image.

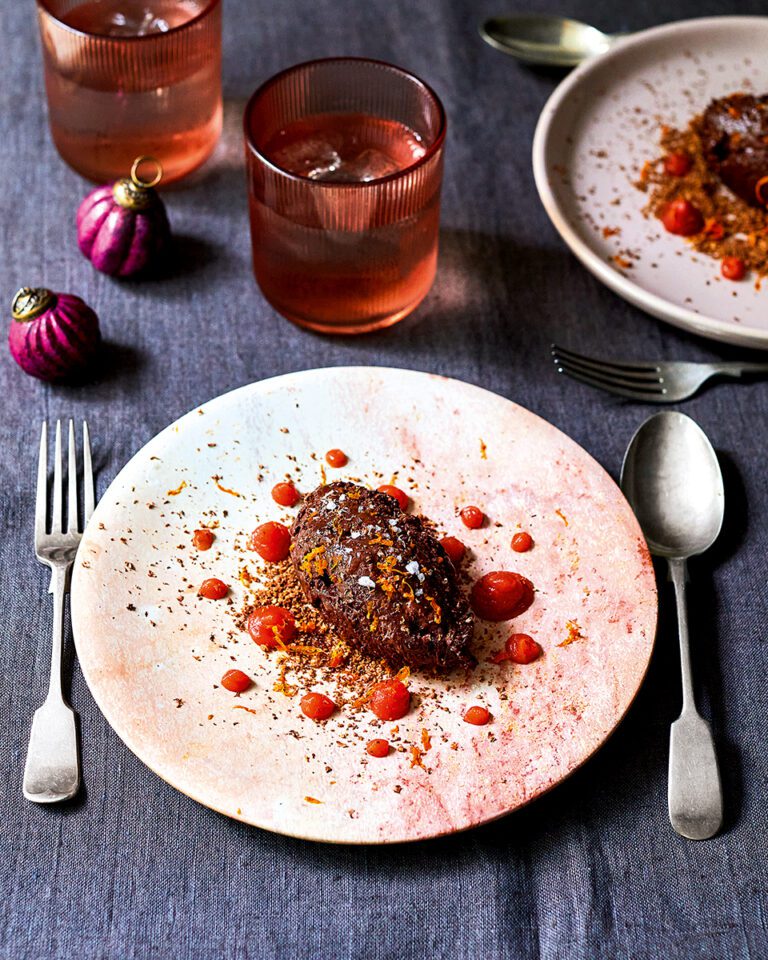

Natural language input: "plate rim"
[532,14,768,350]
[72,365,658,844]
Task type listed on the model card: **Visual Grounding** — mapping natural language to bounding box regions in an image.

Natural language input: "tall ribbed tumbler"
[36,0,222,183]
[244,58,446,334]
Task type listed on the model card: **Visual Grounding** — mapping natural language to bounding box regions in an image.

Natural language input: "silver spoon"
[621,412,724,840]
[479,14,624,68]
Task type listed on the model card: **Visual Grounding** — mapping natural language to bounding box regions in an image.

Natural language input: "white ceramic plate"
[533,16,768,349]
[71,367,656,843]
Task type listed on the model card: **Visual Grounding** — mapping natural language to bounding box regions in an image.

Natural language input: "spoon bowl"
[480,14,619,67]
[621,411,724,558]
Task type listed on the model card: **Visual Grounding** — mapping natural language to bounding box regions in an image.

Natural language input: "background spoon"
[479,14,624,67]
[621,411,724,840]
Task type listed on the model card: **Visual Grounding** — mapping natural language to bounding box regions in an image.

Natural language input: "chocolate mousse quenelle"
[290,482,476,672]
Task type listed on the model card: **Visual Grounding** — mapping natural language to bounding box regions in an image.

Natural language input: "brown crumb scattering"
[236,559,396,706]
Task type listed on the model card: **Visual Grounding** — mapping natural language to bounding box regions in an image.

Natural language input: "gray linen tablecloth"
[2,0,767,957]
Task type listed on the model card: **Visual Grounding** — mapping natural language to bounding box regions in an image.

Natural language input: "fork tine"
[83,421,95,525]
[555,354,665,389]
[552,343,662,376]
[35,422,48,542]
[52,420,63,533]
[556,365,669,402]
[556,358,665,395]
[67,420,78,534]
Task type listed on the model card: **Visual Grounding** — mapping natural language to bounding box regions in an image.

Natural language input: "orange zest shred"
[368,534,393,546]
[409,745,425,769]
[425,595,442,624]
[480,438,487,460]
[273,660,297,696]
[558,619,586,647]
[555,508,569,526]
[377,556,408,577]
[213,477,243,498]
[300,545,327,576]
[304,796,323,804]
[233,705,257,715]
[166,480,187,496]
[270,626,288,651]
[421,728,432,752]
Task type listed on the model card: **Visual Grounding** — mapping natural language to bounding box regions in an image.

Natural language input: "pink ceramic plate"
[533,16,768,348]
[71,367,657,843]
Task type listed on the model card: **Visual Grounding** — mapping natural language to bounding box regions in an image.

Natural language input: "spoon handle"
[667,558,723,840]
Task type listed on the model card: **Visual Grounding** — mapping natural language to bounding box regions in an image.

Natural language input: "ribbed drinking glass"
[244,57,446,334]
[36,0,222,183]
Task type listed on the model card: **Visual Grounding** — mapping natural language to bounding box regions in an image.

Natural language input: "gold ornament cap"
[113,155,163,210]
[12,287,55,321]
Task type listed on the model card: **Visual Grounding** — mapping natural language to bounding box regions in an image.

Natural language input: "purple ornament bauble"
[76,156,171,278]
[9,287,101,382]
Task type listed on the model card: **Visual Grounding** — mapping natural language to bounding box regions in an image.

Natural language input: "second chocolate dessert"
[698,92,768,207]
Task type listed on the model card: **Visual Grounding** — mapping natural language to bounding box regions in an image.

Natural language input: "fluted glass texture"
[37,0,222,183]
[244,58,446,333]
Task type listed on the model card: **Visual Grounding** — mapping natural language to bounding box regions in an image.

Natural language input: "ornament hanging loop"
[130,155,163,189]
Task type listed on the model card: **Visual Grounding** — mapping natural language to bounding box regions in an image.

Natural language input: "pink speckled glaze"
[77,182,170,277]
[70,368,657,844]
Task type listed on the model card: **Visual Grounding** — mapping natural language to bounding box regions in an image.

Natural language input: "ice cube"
[137,9,170,33]
[105,8,169,36]
[323,149,400,183]
[271,139,342,180]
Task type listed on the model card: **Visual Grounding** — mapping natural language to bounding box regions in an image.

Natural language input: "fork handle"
[714,362,768,378]
[23,562,80,803]
[46,564,69,702]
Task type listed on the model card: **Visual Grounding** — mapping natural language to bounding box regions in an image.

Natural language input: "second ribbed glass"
[36,0,222,184]
[244,58,446,334]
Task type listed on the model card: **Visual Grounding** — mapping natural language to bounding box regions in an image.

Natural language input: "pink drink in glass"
[37,0,222,183]
[245,58,446,334]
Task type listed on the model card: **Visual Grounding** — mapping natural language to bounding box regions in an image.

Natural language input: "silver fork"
[551,343,768,403]
[23,420,94,803]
